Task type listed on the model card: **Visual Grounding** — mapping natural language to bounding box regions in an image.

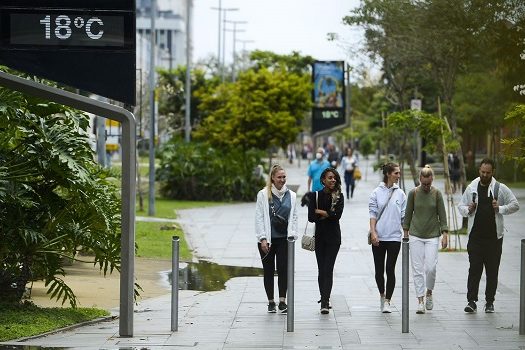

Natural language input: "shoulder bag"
[368,188,396,245]
[301,192,318,251]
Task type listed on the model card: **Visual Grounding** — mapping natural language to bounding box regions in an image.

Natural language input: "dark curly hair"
[320,167,342,210]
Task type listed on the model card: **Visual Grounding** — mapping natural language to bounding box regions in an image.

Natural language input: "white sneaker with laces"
[425,295,433,310]
[382,300,392,313]
[380,296,385,312]
[416,302,426,314]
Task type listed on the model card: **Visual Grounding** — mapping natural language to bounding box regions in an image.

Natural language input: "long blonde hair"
[267,164,284,199]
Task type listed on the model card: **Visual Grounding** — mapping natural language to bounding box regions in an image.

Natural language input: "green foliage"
[0,302,109,341]
[156,139,265,201]
[135,222,192,261]
[136,198,221,219]
[249,50,315,74]
[502,104,525,165]
[194,67,312,151]
[0,86,121,307]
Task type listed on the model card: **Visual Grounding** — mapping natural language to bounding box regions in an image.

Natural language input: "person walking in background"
[368,162,406,313]
[307,147,330,192]
[403,165,448,314]
[448,153,460,193]
[255,164,298,314]
[458,158,519,314]
[307,168,344,314]
[340,147,358,199]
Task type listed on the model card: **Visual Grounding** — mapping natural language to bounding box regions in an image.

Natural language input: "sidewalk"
[3,156,525,349]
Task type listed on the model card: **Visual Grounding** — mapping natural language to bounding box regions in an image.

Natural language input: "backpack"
[493,181,500,201]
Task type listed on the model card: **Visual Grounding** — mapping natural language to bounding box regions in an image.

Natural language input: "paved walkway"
[3,156,525,349]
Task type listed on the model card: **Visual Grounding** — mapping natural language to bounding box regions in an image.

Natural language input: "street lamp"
[211,4,238,76]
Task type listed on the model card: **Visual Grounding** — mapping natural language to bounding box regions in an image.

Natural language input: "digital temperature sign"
[2,9,133,49]
[0,2,136,105]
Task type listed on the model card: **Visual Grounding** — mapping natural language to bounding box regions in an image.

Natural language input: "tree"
[0,83,121,307]
[194,67,312,153]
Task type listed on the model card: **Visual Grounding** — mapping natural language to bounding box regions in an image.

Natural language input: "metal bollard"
[171,236,180,332]
[402,237,409,333]
[287,236,295,332]
[521,239,525,335]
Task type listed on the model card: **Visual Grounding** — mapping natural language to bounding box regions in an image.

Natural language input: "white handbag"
[301,192,318,251]
[301,222,315,251]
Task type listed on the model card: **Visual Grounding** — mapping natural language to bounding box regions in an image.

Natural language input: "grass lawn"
[135,221,192,261]
[136,197,222,219]
[0,303,109,342]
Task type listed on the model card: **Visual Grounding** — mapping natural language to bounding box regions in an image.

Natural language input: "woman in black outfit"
[307,167,344,314]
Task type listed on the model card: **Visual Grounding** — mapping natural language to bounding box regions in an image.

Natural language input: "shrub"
[157,140,265,201]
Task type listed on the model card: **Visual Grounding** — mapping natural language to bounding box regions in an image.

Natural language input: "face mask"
[315,152,323,160]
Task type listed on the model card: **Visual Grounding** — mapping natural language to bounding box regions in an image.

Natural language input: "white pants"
[410,236,439,298]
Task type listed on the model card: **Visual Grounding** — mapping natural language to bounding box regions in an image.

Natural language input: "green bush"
[156,140,265,201]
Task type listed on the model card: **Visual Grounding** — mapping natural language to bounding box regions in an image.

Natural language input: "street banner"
[312,61,346,134]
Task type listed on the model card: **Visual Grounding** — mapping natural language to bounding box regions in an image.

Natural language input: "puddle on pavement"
[165,260,263,291]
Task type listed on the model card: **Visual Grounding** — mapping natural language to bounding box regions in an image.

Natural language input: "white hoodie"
[369,182,407,242]
[458,177,519,238]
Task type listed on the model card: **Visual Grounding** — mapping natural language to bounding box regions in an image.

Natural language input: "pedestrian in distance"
[307,167,344,314]
[255,164,298,314]
[458,158,519,314]
[368,162,406,313]
[307,147,331,192]
[340,147,358,199]
[403,165,448,314]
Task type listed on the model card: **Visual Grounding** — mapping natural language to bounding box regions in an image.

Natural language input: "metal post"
[184,0,192,143]
[148,0,157,216]
[287,237,295,332]
[402,237,409,333]
[171,236,180,332]
[520,239,525,335]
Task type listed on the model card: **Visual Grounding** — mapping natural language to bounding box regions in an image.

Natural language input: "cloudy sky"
[190,0,364,64]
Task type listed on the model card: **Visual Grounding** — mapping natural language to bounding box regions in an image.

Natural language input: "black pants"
[315,238,340,301]
[258,238,287,300]
[344,170,355,198]
[467,237,503,303]
[372,241,401,300]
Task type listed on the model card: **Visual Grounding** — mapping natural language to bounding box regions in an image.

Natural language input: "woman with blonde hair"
[403,165,448,314]
[255,164,298,313]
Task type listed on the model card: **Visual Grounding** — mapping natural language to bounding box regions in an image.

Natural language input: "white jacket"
[458,177,519,238]
[369,182,407,242]
[255,188,298,243]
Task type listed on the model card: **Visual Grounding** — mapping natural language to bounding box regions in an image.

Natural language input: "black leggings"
[344,170,355,198]
[372,241,401,300]
[315,238,341,301]
[258,238,288,300]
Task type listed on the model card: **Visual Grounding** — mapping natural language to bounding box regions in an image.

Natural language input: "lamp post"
[211,5,238,80]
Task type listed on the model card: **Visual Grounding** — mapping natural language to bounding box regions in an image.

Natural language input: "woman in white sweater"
[255,164,298,313]
[368,162,406,313]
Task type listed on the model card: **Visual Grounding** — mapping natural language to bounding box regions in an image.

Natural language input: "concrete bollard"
[171,236,180,332]
[287,236,295,332]
[402,237,409,333]
[521,239,525,335]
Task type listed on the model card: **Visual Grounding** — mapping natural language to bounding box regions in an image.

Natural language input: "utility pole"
[210,0,222,69]
[148,0,156,216]
[225,20,247,82]
[184,0,192,142]
[221,8,238,81]
[211,4,238,80]
[236,39,254,71]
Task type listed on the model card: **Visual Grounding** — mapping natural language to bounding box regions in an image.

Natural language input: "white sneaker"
[425,295,433,310]
[382,300,392,313]
[380,296,385,312]
[416,302,426,314]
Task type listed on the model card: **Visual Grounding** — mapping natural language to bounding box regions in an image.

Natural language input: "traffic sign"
[0,1,136,105]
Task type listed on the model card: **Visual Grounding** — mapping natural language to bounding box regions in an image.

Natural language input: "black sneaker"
[464,301,477,313]
[278,301,287,313]
[268,301,276,313]
[485,303,495,313]
[320,300,329,314]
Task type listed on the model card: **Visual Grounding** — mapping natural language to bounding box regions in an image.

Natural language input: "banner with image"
[312,61,346,134]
